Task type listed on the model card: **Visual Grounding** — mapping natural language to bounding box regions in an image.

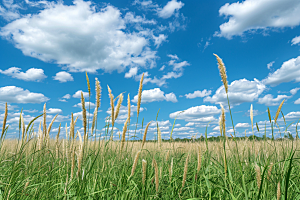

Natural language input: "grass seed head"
[142,159,147,185]
[1,102,8,140]
[95,77,101,109]
[114,93,123,120]
[275,99,285,124]
[142,121,152,148]
[213,54,228,94]
[137,73,144,118]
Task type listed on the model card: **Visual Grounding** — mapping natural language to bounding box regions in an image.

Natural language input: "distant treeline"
[131,133,298,142]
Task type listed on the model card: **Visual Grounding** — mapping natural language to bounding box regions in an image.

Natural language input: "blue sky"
[1,0,300,140]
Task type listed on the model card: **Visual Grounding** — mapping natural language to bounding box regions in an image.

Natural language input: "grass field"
[0,54,299,199]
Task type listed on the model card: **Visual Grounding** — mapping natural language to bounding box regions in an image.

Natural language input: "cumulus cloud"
[262,56,300,86]
[59,94,71,102]
[46,108,62,114]
[0,86,49,103]
[72,90,89,99]
[125,67,138,78]
[204,78,266,107]
[291,36,300,45]
[169,105,220,122]
[153,34,167,48]
[257,94,291,106]
[0,0,20,21]
[73,102,96,109]
[215,0,300,39]
[53,71,74,83]
[235,123,250,128]
[185,89,212,99]
[157,0,184,19]
[290,87,300,95]
[0,0,157,74]
[0,67,47,81]
[267,61,275,70]
[132,88,177,103]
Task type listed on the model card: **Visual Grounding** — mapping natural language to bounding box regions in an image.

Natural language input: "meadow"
[0,54,299,199]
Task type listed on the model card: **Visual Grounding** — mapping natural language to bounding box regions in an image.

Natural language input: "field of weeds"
[0,54,299,199]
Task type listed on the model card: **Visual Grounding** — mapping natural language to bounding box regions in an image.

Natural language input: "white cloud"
[62,94,71,99]
[124,12,156,24]
[0,0,157,74]
[53,71,74,83]
[159,65,165,71]
[167,54,179,60]
[235,123,250,128]
[262,56,300,86]
[257,94,290,106]
[132,88,177,103]
[291,35,300,45]
[204,78,266,107]
[73,90,89,99]
[295,98,300,104]
[267,61,275,70]
[47,108,62,114]
[125,67,138,78]
[290,87,300,95]
[157,0,184,19]
[0,67,47,82]
[169,105,220,122]
[0,86,49,103]
[185,89,212,99]
[73,102,96,109]
[215,0,300,39]
[153,34,167,48]
[0,0,20,21]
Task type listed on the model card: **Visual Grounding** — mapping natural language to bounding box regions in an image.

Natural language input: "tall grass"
[0,54,299,199]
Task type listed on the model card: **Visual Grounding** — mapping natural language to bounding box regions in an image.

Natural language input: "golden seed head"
[137,73,144,118]
[1,102,8,139]
[128,94,131,124]
[114,94,123,120]
[95,78,101,109]
[275,99,285,124]
[130,150,141,177]
[277,182,281,200]
[157,124,162,148]
[197,146,201,172]
[107,85,115,127]
[220,103,226,136]
[85,71,91,97]
[121,117,129,150]
[142,121,152,148]
[182,154,189,190]
[152,158,159,192]
[250,104,253,130]
[213,54,228,94]
[47,114,58,136]
[43,103,47,137]
[255,164,261,189]
[142,159,147,185]
[81,92,87,138]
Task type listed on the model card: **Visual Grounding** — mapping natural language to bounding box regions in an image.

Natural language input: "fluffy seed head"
[250,104,253,132]
[152,158,159,192]
[85,71,91,97]
[107,85,115,127]
[277,182,281,200]
[114,94,123,120]
[142,121,152,148]
[43,103,47,137]
[121,117,129,150]
[128,94,131,124]
[1,102,8,140]
[47,114,58,136]
[142,159,147,185]
[197,145,201,173]
[137,73,144,118]
[130,150,141,177]
[182,154,189,190]
[157,124,162,148]
[275,99,285,124]
[95,78,101,109]
[81,92,87,138]
[255,164,261,189]
[214,54,228,94]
